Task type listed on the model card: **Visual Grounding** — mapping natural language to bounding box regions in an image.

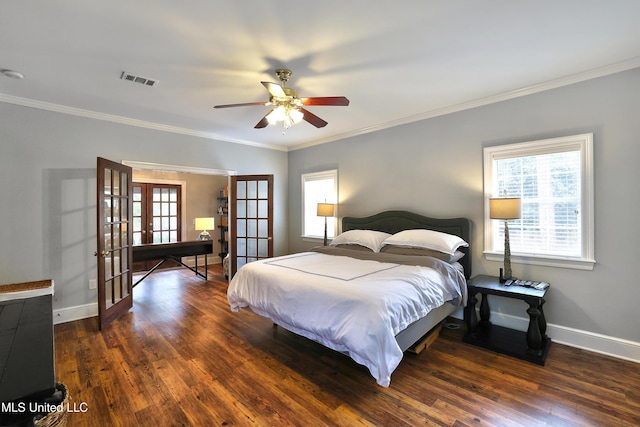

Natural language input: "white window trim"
[483,133,595,270]
[301,169,338,240]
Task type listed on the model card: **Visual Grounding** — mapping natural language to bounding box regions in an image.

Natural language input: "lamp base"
[498,268,517,283]
[501,220,515,282]
[198,231,211,241]
[323,217,328,246]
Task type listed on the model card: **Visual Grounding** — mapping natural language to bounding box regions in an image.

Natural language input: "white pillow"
[329,230,391,253]
[382,229,468,256]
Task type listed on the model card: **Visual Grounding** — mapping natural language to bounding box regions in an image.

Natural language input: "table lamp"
[490,194,521,282]
[316,203,336,246]
[195,217,215,241]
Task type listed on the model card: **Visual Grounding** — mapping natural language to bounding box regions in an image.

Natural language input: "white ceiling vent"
[120,71,159,87]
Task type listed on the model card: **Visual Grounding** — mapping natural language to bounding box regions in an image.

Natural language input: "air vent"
[120,71,159,87]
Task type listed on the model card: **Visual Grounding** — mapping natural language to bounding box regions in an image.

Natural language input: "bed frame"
[342,210,472,351]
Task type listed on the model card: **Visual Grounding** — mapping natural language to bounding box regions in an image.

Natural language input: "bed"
[227,210,472,386]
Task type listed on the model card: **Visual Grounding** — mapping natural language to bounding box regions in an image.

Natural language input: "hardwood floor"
[54,265,640,426]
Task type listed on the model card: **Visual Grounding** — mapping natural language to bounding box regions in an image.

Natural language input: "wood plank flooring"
[54,265,640,426]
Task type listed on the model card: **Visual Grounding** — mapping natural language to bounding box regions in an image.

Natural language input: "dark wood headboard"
[342,210,472,279]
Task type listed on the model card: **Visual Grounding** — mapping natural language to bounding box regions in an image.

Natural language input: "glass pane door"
[132,183,182,271]
[97,157,133,330]
[151,185,179,243]
[230,175,273,277]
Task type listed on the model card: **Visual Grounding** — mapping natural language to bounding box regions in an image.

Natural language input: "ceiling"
[1,1,640,152]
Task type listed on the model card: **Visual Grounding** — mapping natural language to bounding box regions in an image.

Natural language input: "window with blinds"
[301,170,338,239]
[484,134,595,270]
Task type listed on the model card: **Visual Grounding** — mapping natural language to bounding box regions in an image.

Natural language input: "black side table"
[463,274,551,365]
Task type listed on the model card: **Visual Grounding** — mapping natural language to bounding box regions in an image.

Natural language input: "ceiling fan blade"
[300,108,328,128]
[261,81,286,98]
[214,101,267,109]
[301,96,350,106]
[254,113,270,129]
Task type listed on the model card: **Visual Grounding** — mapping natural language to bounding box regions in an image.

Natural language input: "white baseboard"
[54,302,98,325]
[451,309,640,363]
[547,323,640,363]
[182,255,222,267]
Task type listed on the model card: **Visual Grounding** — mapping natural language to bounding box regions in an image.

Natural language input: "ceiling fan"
[214,69,349,130]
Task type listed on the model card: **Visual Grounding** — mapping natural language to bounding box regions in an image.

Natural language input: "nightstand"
[463,274,551,365]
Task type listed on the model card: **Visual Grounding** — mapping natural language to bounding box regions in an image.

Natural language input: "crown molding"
[289,57,640,151]
[0,94,288,152]
[2,57,639,153]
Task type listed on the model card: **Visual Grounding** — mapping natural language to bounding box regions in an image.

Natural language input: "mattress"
[227,248,466,386]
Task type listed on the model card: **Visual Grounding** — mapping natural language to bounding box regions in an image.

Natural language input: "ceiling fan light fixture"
[289,107,304,124]
[266,105,304,129]
[266,106,286,125]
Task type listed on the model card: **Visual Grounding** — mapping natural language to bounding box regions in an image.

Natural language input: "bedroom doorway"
[96,159,238,329]
[229,175,274,278]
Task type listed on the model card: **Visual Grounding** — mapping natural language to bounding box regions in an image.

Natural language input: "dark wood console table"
[132,240,213,287]
[463,274,551,365]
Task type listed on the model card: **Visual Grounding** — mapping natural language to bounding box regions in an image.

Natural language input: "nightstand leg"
[538,298,547,336]
[526,302,543,350]
[479,293,491,327]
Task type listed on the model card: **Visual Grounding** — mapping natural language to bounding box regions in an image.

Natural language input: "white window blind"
[494,150,581,256]
[484,134,595,270]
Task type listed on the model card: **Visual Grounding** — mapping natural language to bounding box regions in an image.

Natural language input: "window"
[302,170,338,239]
[483,134,595,270]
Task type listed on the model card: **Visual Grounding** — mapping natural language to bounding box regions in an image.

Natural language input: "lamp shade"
[317,203,336,217]
[489,198,521,220]
[195,217,215,231]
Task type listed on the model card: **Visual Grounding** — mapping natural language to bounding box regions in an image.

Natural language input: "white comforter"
[227,250,466,387]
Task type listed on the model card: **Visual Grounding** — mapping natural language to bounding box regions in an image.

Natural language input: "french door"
[96,157,133,330]
[229,175,274,277]
[132,183,182,271]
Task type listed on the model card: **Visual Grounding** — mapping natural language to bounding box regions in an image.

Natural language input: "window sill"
[301,235,325,243]
[484,251,595,271]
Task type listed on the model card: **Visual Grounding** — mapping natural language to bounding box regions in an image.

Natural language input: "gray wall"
[0,104,288,312]
[288,68,640,343]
